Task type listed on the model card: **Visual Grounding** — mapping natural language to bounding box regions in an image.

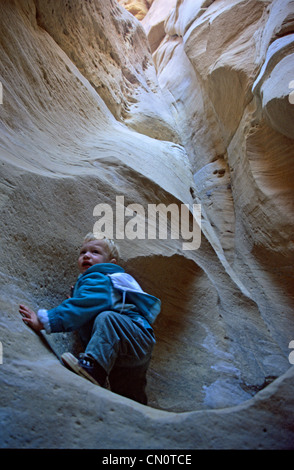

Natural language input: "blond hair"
[82,232,120,262]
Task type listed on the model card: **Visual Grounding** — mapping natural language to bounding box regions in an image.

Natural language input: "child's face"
[78,240,116,273]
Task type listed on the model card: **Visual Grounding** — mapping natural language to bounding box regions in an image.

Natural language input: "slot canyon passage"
[0,0,294,450]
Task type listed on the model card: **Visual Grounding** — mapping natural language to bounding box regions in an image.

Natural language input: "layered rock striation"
[0,0,294,449]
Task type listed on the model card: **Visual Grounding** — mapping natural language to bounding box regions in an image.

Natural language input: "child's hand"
[19,304,43,332]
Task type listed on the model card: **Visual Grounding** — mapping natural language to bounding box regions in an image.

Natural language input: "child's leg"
[108,360,150,404]
[85,311,155,401]
[85,311,155,373]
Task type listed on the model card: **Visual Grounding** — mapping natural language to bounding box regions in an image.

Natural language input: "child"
[19,233,161,404]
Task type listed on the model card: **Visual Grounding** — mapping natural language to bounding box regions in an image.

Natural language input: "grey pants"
[83,311,156,404]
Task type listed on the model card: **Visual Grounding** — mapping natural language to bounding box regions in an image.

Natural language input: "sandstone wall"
[143,0,294,402]
[1,0,294,449]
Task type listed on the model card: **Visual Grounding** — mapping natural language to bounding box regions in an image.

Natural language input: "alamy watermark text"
[289,80,294,104]
[289,340,294,365]
[93,196,201,250]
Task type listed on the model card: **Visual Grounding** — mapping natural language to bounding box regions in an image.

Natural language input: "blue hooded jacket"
[45,263,161,334]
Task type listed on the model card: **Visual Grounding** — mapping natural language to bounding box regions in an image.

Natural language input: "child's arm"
[20,273,112,334]
[19,304,44,332]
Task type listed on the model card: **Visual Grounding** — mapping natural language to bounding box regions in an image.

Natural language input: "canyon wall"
[0,0,294,449]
